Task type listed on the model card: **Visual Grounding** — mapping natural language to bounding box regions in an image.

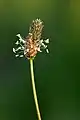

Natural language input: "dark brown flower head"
[13,19,49,59]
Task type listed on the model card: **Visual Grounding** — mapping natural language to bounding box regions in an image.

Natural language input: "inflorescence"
[13,19,49,59]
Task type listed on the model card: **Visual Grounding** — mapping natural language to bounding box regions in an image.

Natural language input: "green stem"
[30,58,41,120]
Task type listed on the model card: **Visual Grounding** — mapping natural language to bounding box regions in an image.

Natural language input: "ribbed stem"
[30,58,41,120]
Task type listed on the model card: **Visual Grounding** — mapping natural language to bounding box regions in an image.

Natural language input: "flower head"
[13,19,49,59]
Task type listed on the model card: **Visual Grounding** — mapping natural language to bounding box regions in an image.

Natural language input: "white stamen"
[24,51,27,55]
[15,41,19,45]
[41,43,47,48]
[19,42,25,49]
[15,54,19,57]
[37,47,42,52]
[29,33,32,36]
[18,50,24,53]
[20,55,24,57]
[45,39,49,43]
[13,48,16,53]
[16,47,22,51]
[40,39,43,43]
[46,49,49,53]
[16,34,25,43]
[16,34,21,39]
[21,46,24,49]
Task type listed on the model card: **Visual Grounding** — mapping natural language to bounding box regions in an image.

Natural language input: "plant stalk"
[30,58,41,120]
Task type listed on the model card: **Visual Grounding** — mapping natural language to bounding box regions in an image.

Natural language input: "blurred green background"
[0,0,80,120]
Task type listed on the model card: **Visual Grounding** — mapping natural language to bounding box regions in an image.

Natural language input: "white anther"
[40,39,43,43]
[15,41,19,45]
[15,54,19,57]
[37,47,42,52]
[46,49,49,53]
[16,34,25,43]
[29,33,32,36]
[44,39,49,43]
[21,46,24,49]
[16,34,21,39]
[13,48,16,53]
[24,52,26,55]
[41,43,47,48]
[24,51,27,55]
[20,55,24,57]
[16,47,22,51]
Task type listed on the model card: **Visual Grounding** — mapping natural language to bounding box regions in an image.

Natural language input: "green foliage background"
[0,0,80,119]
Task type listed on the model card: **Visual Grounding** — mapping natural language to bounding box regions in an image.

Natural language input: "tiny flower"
[13,19,50,59]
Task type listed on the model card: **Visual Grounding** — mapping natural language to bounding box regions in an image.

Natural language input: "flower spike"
[13,19,49,59]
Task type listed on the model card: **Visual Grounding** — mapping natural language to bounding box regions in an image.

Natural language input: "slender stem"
[30,58,41,120]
